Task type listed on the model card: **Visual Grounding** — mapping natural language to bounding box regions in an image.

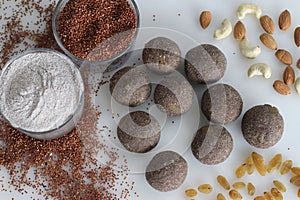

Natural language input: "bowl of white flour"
[0,49,84,140]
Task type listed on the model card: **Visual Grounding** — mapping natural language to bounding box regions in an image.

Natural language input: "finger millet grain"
[57,0,137,61]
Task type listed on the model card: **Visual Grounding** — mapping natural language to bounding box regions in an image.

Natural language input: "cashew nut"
[213,18,232,40]
[237,3,262,19]
[294,77,300,95]
[239,37,261,59]
[248,63,272,79]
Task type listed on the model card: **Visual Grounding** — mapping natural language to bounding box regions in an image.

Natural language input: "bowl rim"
[0,48,85,136]
[52,0,141,65]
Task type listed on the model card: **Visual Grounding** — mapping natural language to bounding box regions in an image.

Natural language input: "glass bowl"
[52,0,140,72]
[0,49,84,140]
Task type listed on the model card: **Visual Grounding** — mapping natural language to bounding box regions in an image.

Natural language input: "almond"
[294,27,300,47]
[297,58,300,70]
[234,21,246,40]
[260,15,275,34]
[278,9,291,31]
[260,33,277,50]
[283,65,295,85]
[275,49,292,65]
[199,11,212,29]
[273,80,291,95]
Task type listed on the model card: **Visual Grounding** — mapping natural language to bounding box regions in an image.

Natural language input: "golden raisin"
[291,167,300,175]
[217,175,230,190]
[246,155,255,175]
[232,182,246,190]
[254,196,266,200]
[290,175,300,186]
[198,184,213,194]
[235,163,247,178]
[273,180,286,192]
[267,154,282,173]
[247,182,256,196]
[229,189,242,200]
[252,152,267,176]
[217,193,227,200]
[264,191,275,200]
[185,189,197,197]
[280,160,293,175]
[271,188,283,200]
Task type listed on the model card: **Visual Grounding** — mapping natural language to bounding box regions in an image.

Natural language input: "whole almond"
[273,80,291,95]
[200,11,212,29]
[234,21,246,40]
[294,27,300,47]
[260,15,275,34]
[275,49,292,65]
[260,33,277,50]
[278,9,291,31]
[297,58,300,70]
[283,65,295,85]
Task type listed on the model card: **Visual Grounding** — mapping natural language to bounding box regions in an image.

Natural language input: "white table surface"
[2,0,300,199]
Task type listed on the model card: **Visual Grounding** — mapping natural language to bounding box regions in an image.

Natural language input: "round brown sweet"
[191,125,233,165]
[201,83,243,124]
[117,111,161,153]
[109,66,151,107]
[145,151,188,192]
[142,37,181,74]
[154,76,194,116]
[242,104,284,149]
[185,44,227,84]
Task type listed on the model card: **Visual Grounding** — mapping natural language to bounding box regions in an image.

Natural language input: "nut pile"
[185,151,300,199]
[200,3,300,96]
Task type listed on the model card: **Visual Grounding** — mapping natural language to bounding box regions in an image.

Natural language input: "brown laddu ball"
[242,104,284,149]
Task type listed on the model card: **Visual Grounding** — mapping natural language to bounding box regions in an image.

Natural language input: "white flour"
[0,51,84,132]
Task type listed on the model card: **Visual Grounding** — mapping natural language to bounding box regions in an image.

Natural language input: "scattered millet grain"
[0,0,60,69]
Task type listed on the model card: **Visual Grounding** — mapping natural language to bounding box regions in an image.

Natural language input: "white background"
[2,0,300,199]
